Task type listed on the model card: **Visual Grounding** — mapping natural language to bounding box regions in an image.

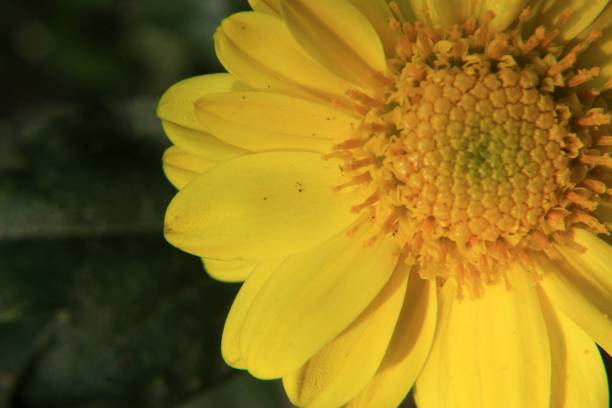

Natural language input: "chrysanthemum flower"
[158,1,611,406]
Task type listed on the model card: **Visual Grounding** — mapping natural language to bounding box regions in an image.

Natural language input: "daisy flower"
[158,1,611,407]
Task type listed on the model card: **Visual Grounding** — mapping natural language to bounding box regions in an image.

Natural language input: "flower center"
[377,66,567,244]
[330,10,611,295]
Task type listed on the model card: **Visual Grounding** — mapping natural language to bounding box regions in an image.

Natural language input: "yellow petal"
[539,292,609,408]
[537,238,612,355]
[558,228,612,296]
[411,0,527,31]
[240,224,400,379]
[157,73,248,130]
[485,0,531,31]
[164,151,362,260]
[413,279,457,408]
[248,0,281,14]
[347,0,399,56]
[280,0,388,89]
[162,121,247,162]
[194,91,357,152]
[215,12,359,103]
[578,4,612,90]
[394,0,417,22]
[408,0,473,27]
[202,257,257,282]
[162,146,217,189]
[221,260,283,369]
[282,261,409,408]
[347,274,437,408]
[416,267,551,408]
[535,0,609,41]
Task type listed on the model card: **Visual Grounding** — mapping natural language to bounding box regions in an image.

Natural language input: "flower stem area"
[0,0,287,406]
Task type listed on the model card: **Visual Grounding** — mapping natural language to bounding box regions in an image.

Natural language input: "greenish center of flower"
[375,66,569,245]
[330,10,611,295]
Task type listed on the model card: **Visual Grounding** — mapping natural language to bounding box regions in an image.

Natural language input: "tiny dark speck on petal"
[241,96,246,100]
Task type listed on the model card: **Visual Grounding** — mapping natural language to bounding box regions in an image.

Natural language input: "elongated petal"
[578,4,612,89]
[413,279,457,408]
[538,292,609,408]
[221,261,283,368]
[537,249,612,355]
[157,73,247,130]
[559,229,612,296]
[411,0,526,31]
[195,91,357,152]
[215,12,358,104]
[162,146,217,189]
[482,0,529,31]
[161,122,247,188]
[282,261,409,408]
[162,121,248,162]
[535,0,609,41]
[348,274,437,408]
[202,258,257,282]
[240,224,400,379]
[348,0,399,56]
[248,0,281,14]
[416,268,551,408]
[280,0,388,89]
[394,0,417,22]
[164,152,362,260]
[409,0,472,27]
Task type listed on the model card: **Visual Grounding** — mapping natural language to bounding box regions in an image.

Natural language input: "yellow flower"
[158,1,612,407]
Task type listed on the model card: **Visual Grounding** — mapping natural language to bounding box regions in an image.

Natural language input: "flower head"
[159,1,611,407]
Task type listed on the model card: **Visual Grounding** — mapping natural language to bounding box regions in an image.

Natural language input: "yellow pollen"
[330,11,611,296]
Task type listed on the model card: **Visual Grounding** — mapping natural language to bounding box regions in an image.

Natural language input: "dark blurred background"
[0,0,291,406]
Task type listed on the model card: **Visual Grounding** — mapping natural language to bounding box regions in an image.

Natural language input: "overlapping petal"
[535,0,609,41]
[161,121,247,163]
[194,91,358,152]
[280,0,388,89]
[539,293,609,408]
[214,11,359,104]
[282,260,409,408]
[560,229,612,297]
[538,232,612,354]
[348,273,437,408]
[162,146,218,189]
[347,0,399,56]
[238,223,400,379]
[157,73,248,130]
[416,268,551,408]
[578,3,612,89]
[221,260,284,369]
[164,151,362,260]
[409,0,527,30]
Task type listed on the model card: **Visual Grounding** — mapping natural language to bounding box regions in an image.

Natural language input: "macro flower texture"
[158,0,611,407]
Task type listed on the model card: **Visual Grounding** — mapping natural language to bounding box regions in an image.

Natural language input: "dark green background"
[0,0,290,406]
[0,1,608,407]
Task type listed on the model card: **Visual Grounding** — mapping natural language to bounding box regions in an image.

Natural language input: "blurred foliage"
[0,0,288,406]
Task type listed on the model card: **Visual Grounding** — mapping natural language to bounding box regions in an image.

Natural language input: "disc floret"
[331,9,611,295]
